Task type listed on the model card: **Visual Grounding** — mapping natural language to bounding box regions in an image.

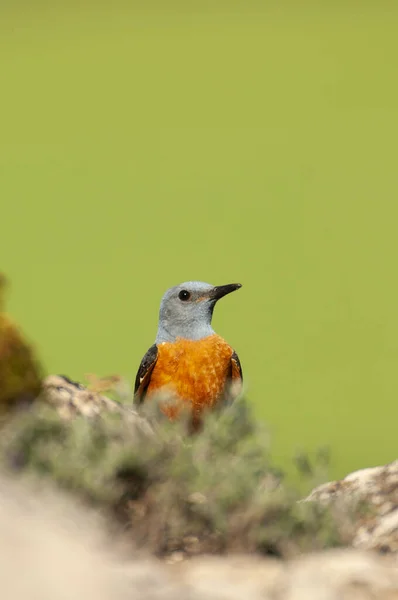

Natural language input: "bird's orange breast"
[146,334,233,420]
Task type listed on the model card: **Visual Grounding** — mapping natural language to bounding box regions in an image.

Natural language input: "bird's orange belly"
[146,334,233,420]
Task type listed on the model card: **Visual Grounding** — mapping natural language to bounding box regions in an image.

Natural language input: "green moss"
[0,275,42,415]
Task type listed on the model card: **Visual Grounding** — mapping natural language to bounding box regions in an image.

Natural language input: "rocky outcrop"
[41,374,154,437]
[304,460,398,554]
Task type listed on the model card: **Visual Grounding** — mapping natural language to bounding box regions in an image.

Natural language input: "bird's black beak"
[210,283,242,301]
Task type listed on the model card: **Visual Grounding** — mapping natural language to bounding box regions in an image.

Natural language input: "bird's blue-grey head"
[155,281,242,343]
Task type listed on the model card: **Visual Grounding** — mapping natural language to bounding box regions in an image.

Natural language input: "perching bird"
[134,281,243,431]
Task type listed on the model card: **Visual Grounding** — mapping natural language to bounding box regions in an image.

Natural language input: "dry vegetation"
[0,393,358,559]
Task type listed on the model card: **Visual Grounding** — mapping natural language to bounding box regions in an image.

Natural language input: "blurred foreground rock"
[0,474,397,600]
[305,460,398,554]
[177,551,398,600]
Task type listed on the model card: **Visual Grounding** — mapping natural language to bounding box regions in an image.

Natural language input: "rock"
[0,474,159,600]
[1,474,398,600]
[175,555,283,599]
[40,374,154,437]
[177,551,398,600]
[304,460,398,554]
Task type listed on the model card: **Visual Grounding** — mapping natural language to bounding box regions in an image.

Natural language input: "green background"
[1,2,397,479]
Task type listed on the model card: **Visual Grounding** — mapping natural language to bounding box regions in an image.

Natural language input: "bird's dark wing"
[133,344,158,405]
[230,350,243,384]
[220,349,243,407]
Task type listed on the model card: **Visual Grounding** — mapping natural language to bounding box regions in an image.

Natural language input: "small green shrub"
[0,392,353,558]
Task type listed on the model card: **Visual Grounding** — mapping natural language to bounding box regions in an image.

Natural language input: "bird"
[133,281,243,431]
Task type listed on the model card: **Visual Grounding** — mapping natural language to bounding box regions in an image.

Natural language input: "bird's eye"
[178,290,191,301]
